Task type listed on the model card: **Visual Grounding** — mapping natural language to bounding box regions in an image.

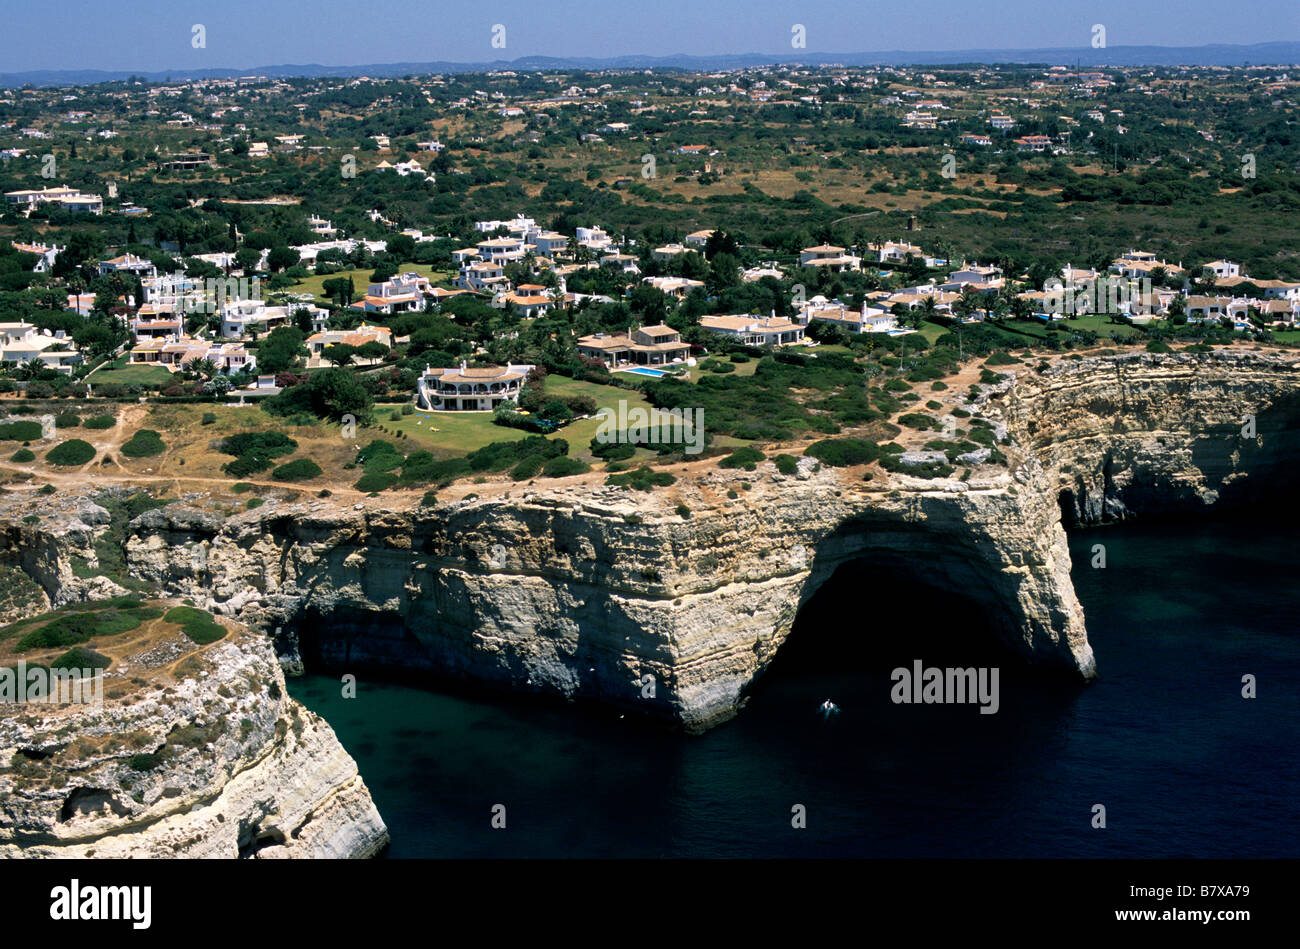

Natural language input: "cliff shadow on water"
[1057,388,1300,529]
[739,557,1085,731]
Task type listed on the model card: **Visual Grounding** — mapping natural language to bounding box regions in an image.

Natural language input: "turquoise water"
[289,514,1300,857]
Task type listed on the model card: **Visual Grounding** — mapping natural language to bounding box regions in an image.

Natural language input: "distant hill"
[2,42,1298,87]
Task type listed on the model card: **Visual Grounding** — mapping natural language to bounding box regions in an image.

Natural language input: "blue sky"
[8,0,1298,72]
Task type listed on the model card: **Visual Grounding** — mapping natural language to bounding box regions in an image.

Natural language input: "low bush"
[164,606,226,645]
[804,438,881,467]
[719,446,765,471]
[120,429,165,458]
[354,471,398,492]
[46,439,96,466]
[541,455,589,477]
[605,465,676,491]
[0,421,43,441]
[271,458,322,481]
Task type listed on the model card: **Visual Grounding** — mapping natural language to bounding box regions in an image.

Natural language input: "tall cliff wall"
[0,624,389,858]
[4,350,1298,735]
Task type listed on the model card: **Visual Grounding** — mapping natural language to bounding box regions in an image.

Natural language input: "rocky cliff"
[3,350,1298,738]
[0,615,389,858]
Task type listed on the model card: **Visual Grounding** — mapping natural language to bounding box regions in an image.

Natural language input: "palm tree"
[191,358,219,379]
[918,294,939,328]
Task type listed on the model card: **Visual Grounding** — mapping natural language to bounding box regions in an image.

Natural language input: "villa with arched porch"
[415,361,535,411]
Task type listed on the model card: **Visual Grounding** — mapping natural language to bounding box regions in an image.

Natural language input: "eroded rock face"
[0,629,389,859]
[1001,350,1300,524]
[3,350,1298,735]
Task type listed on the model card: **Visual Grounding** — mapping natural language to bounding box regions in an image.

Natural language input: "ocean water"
[289,514,1300,858]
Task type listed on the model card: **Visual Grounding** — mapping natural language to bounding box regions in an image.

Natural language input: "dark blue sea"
[289,515,1300,857]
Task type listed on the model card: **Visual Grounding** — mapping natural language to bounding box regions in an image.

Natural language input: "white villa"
[799,245,861,272]
[415,362,534,411]
[220,299,328,339]
[700,314,806,346]
[577,324,691,367]
[361,272,436,314]
[457,260,508,292]
[305,324,392,366]
[129,337,253,374]
[799,300,900,334]
[5,185,103,215]
[98,253,157,279]
[0,322,82,374]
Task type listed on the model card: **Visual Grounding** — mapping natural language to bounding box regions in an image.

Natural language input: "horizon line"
[4,40,1300,81]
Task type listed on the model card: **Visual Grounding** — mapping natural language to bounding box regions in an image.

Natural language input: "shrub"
[46,439,96,467]
[897,413,940,431]
[37,484,55,495]
[15,603,161,651]
[719,446,765,471]
[200,412,218,425]
[804,438,881,467]
[9,448,34,463]
[82,414,116,430]
[356,439,404,472]
[230,482,253,493]
[55,412,81,428]
[0,421,43,441]
[605,465,676,491]
[50,646,111,671]
[775,453,799,475]
[219,431,297,476]
[271,458,322,481]
[120,429,165,458]
[245,498,264,510]
[354,471,398,492]
[164,606,226,645]
[510,455,545,480]
[676,503,692,518]
[590,439,636,461]
[541,455,589,477]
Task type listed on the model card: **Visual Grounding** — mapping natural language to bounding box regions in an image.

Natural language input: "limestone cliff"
[0,619,388,858]
[2,350,1297,737]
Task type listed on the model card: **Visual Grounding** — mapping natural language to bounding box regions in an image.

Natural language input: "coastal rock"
[0,625,388,859]
[3,350,1298,737]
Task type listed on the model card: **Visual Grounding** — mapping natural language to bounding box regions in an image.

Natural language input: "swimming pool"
[622,367,667,378]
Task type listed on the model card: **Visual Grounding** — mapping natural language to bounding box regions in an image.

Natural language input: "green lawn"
[369,372,745,464]
[86,355,174,386]
[289,264,453,305]
[1060,314,1147,341]
[916,320,951,344]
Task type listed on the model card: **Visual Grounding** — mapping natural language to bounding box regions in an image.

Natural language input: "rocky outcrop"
[0,624,389,858]
[1000,350,1300,524]
[3,350,1298,735]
